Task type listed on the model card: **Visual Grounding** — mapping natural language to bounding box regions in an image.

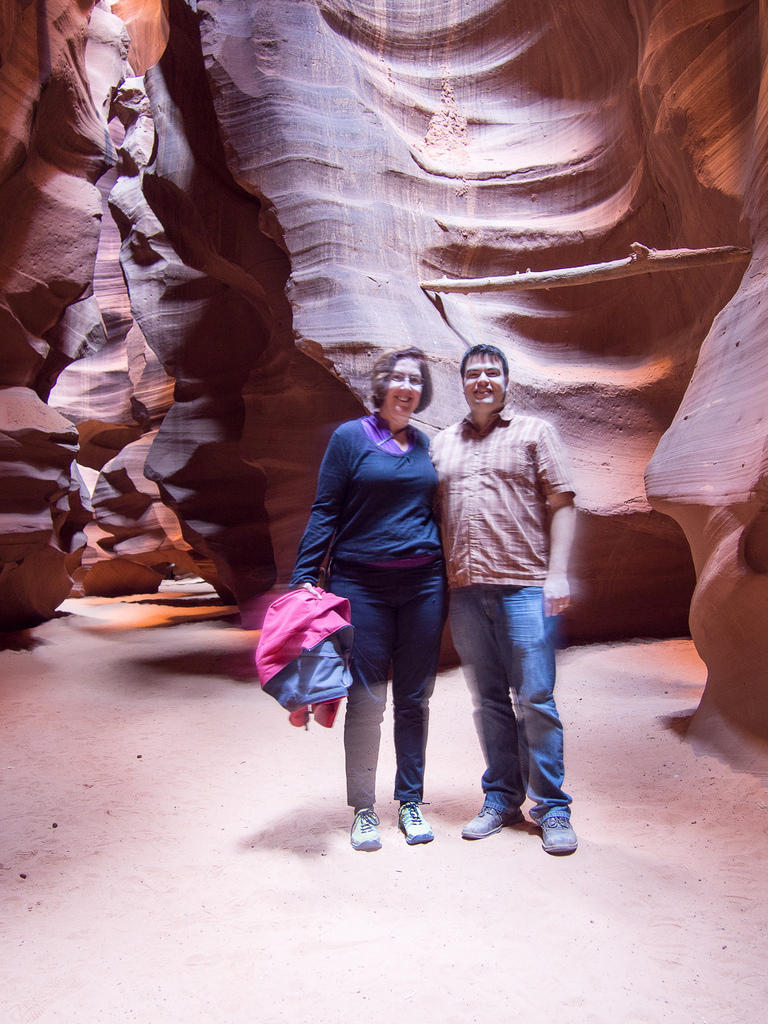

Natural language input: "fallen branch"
[419,242,751,293]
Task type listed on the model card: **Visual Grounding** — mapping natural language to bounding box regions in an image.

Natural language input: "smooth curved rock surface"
[0,0,130,627]
[0,389,80,629]
[643,2,768,765]
[112,0,170,75]
[75,430,200,597]
[108,2,295,604]
[195,0,751,638]
[647,253,768,766]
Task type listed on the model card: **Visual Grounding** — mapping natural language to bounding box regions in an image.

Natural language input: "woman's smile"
[379,356,423,430]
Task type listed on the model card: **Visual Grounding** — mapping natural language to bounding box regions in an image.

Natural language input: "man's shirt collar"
[462,408,513,436]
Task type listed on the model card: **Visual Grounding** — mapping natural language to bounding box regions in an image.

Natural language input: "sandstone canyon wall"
[644,0,768,767]
[0,0,129,626]
[1,0,766,757]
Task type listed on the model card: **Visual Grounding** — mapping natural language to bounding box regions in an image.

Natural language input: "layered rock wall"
[0,0,130,625]
[198,0,749,638]
[645,0,768,765]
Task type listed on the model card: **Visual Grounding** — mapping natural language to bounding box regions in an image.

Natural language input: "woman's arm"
[290,428,351,586]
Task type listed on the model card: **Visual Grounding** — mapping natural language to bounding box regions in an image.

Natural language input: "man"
[431,344,578,855]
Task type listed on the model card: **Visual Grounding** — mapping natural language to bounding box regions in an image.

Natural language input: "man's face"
[462,355,508,415]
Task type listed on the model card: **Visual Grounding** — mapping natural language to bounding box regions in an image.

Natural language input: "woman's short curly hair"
[370,347,433,414]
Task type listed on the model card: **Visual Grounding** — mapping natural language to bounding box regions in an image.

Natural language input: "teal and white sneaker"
[351,807,381,851]
[398,801,434,845]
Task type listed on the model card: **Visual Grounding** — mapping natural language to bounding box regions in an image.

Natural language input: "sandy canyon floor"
[1,585,766,1023]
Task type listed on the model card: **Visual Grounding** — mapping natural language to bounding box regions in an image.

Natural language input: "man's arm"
[543,491,576,617]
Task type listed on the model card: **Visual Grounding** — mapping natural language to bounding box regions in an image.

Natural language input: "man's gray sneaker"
[351,807,381,851]
[398,801,434,845]
[540,816,578,855]
[461,804,524,840]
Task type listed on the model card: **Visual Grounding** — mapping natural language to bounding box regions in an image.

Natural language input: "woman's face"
[378,356,423,428]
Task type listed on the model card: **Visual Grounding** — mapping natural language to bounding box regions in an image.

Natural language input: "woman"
[290,347,446,851]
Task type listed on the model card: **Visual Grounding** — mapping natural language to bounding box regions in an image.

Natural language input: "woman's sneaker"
[398,802,434,845]
[351,808,381,851]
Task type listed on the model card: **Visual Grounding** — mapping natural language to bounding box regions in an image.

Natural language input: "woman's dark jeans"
[329,560,447,811]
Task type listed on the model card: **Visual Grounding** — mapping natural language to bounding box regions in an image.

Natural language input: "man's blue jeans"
[449,584,571,823]
[330,560,447,811]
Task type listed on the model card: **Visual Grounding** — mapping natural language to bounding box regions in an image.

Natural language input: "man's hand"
[543,571,570,617]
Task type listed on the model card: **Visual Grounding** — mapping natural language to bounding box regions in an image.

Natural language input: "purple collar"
[361,414,414,454]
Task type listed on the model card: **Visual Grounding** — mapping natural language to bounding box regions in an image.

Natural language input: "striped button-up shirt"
[430,411,574,589]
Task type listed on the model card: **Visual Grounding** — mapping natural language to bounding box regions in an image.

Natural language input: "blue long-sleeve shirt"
[291,418,442,585]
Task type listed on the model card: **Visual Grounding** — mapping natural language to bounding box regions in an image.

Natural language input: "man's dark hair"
[460,344,509,382]
[370,347,433,413]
